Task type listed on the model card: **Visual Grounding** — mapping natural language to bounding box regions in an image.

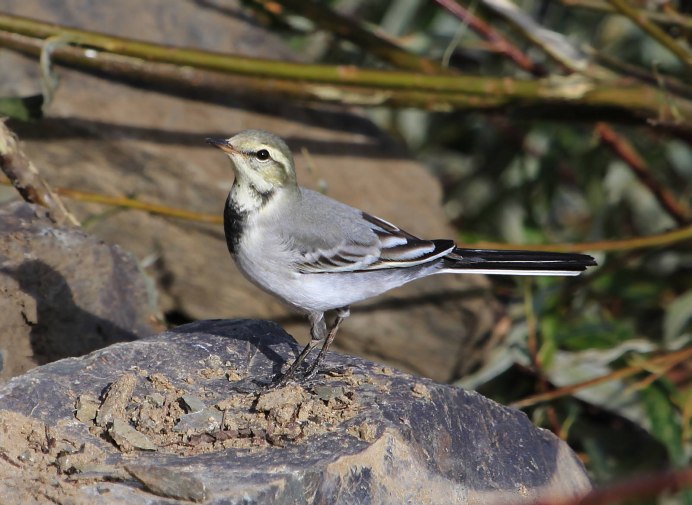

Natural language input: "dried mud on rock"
[77,358,370,457]
[0,359,373,503]
[0,410,108,504]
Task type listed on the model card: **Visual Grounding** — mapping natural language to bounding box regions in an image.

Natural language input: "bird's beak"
[205,137,237,154]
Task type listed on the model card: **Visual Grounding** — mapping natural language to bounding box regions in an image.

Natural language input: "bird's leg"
[271,312,326,387]
[304,306,350,380]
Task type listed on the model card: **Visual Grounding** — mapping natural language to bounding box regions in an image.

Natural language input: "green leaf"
[0,95,43,121]
[641,381,685,467]
[538,315,558,367]
[555,320,637,351]
[663,289,692,342]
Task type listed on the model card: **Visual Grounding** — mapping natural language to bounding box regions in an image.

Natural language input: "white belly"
[235,238,427,313]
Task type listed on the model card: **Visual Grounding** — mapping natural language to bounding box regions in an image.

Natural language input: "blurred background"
[0,1,690,502]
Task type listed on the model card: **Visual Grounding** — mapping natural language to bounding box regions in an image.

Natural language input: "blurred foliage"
[243,0,691,501]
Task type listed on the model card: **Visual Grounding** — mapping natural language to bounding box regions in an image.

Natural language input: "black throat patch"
[223,193,247,255]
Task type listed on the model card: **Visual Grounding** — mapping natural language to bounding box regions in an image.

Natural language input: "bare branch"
[250,0,451,74]
[0,119,79,226]
[560,0,692,33]
[433,0,545,75]
[2,174,691,254]
[596,122,691,225]
[477,0,592,73]
[607,0,692,68]
[0,16,690,133]
[468,224,692,252]
[511,347,692,409]
[531,468,692,505]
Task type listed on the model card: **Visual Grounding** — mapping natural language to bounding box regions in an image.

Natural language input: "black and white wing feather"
[295,212,454,273]
[287,188,595,277]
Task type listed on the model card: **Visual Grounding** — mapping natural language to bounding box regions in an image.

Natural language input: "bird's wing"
[293,208,455,274]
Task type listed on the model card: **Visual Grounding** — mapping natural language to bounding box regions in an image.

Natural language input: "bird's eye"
[255,149,270,161]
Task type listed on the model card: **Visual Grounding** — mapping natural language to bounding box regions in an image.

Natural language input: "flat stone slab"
[0,319,591,504]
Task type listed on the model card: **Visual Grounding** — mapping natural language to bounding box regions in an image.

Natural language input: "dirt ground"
[0,358,385,503]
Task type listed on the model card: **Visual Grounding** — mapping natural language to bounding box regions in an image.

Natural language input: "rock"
[0,202,157,380]
[109,418,159,452]
[0,0,503,382]
[0,319,592,504]
[96,372,138,427]
[173,407,223,434]
[126,465,208,503]
[180,394,207,413]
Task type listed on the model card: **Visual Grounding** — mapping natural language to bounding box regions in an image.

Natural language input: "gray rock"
[180,394,207,413]
[173,407,223,434]
[0,0,503,382]
[0,319,591,504]
[0,202,157,379]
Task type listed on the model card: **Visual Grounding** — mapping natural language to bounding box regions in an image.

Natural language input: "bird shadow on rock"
[168,319,301,388]
[1,259,139,365]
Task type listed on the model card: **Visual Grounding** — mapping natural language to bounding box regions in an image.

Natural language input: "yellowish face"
[208,130,297,192]
[207,129,300,215]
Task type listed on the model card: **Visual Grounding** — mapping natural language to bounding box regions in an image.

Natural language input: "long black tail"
[442,248,596,276]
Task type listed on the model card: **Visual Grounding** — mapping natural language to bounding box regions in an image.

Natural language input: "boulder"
[0,202,157,379]
[0,319,592,504]
[0,0,503,382]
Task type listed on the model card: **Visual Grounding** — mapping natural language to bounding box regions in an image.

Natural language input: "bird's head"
[206,130,298,201]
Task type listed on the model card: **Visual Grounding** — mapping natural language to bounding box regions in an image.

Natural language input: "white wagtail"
[207,130,596,386]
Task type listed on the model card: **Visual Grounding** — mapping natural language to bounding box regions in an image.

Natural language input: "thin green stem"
[560,0,692,32]
[253,0,450,74]
[0,13,691,130]
[607,0,692,68]
[468,225,692,253]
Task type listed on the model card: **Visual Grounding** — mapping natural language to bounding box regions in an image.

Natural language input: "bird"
[206,130,596,387]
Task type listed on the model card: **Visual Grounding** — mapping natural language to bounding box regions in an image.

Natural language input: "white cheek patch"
[232,185,263,213]
[247,171,274,194]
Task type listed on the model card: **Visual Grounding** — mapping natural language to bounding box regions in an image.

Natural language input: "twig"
[1,16,692,130]
[0,119,79,226]
[0,14,530,94]
[469,224,692,252]
[560,0,692,33]
[607,0,692,68]
[591,49,692,101]
[55,186,222,224]
[1,175,691,252]
[250,0,450,74]
[511,347,692,409]
[596,122,691,225]
[0,29,506,112]
[523,281,541,372]
[625,357,683,393]
[0,174,221,223]
[475,0,591,74]
[522,280,563,435]
[0,450,21,468]
[530,468,692,505]
[433,0,545,75]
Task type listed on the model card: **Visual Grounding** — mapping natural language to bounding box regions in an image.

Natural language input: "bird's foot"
[264,371,295,390]
[303,364,348,381]
[302,364,320,381]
